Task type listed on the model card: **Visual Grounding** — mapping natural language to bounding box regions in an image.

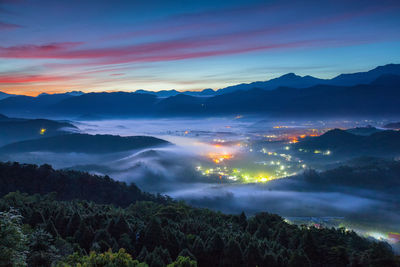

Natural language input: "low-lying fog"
[2,117,399,242]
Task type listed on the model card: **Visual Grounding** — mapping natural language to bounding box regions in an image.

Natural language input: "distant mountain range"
[0,91,16,100]
[136,63,400,96]
[1,63,400,117]
[345,126,383,136]
[384,122,400,129]
[134,88,216,97]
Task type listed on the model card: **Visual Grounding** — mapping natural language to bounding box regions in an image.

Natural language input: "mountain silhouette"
[0,64,399,117]
[0,133,169,154]
[294,129,400,156]
[0,114,76,146]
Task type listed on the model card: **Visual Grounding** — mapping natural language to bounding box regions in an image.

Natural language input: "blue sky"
[0,0,399,95]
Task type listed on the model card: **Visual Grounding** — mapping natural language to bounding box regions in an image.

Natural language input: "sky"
[0,0,400,96]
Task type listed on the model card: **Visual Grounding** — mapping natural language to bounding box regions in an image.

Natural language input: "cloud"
[0,37,346,67]
[0,73,77,84]
[0,42,84,58]
[1,0,399,93]
[0,21,22,30]
[0,1,395,66]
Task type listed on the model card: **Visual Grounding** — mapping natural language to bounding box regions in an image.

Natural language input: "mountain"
[0,92,79,117]
[131,63,400,98]
[1,162,397,267]
[293,128,400,156]
[65,90,85,96]
[329,63,400,86]
[206,74,400,116]
[0,133,169,154]
[155,94,205,115]
[134,63,400,96]
[52,91,159,116]
[345,126,383,136]
[0,91,15,100]
[215,72,325,95]
[135,88,216,97]
[135,89,181,97]
[213,63,400,95]
[0,161,166,206]
[384,122,400,129]
[0,114,76,146]
[1,66,400,118]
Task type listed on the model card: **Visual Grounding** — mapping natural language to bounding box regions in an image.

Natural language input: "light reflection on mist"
[1,117,399,238]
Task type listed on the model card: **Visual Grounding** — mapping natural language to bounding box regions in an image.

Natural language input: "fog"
[2,117,400,240]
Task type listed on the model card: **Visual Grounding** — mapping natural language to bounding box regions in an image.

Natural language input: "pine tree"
[222,239,243,266]
[288,250,311,267]
[244,241,262,267]
[178,248,196,262]
[239,211,248,230]
[143,218,163,251]
[205,232,224,265]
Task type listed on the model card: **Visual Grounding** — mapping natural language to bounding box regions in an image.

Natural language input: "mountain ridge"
[1,63,399,99]
[1,65,400,117]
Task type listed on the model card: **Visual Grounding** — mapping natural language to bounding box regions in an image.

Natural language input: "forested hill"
[0,162,399,267]
[0,134,170,154]
[0,162,171,206]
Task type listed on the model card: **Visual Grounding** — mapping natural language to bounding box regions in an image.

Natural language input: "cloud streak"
[0,21,21,30]
[0,0,399,94]
[0,73,78,84]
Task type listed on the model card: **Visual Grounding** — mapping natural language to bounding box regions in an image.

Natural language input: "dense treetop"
[0,162,399,266]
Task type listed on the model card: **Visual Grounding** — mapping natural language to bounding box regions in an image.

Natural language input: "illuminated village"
[192,124,333,184]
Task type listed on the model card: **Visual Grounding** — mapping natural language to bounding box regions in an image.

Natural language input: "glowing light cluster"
[207,152,233,164]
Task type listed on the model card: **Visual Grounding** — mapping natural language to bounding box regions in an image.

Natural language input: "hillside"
[0,133,170,154]
[346,126,382,136]
[0,162,398,267]
[293,129,400,156]
[0,114,76,146]
[0,162,168,206]
[385,122,400,129]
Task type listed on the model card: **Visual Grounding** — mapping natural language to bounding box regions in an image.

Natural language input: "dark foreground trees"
[0,162,399,267]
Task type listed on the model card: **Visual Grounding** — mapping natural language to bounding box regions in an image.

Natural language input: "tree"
[288,250,311,267]
[368,242,398,267]
[326,246,349,266]
[239,211,248,230]
[263,252,277,267]
[27,228,60,267]
[167,256,197,267]
[142,218,163,251]
[178,248,196,262]
[66,212,81,237]
[137,246,148,262]
[0,209,28,267]
[1,164,400,267]
[300,231,319,262]
[57,248,147,267]
[243,241,262,267]
[205,233,224,265]
[191,237,205,265]
[222,239,243,266]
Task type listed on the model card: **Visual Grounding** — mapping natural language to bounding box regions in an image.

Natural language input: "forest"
[0,162,399,267]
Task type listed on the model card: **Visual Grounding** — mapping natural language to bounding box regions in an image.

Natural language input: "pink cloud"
[0,1,397,68]
[0,42,84,58]
[0,21,22,30]
[0,73,75,84]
